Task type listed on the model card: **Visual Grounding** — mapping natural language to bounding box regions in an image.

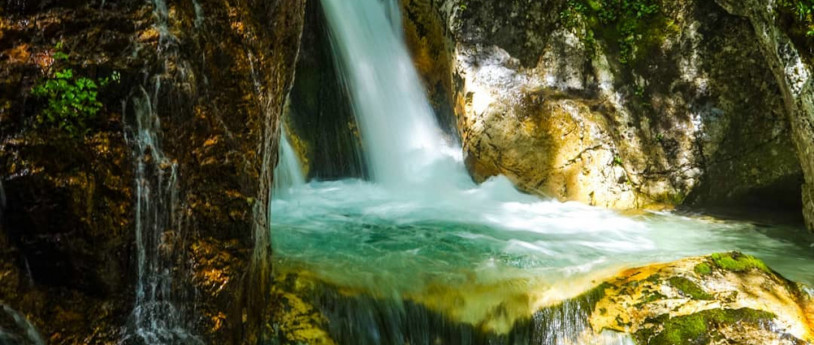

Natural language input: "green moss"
[709,252,770,273]
[635,290,667,307]
[634,308,776,345]
[668,277,712,300]
[693,263,712,276]
[560,0,665,64]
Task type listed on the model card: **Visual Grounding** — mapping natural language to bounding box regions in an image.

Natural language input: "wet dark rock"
[0,0,305,343]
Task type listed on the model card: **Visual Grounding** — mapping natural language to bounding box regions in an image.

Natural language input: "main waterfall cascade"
[271,0,814,343]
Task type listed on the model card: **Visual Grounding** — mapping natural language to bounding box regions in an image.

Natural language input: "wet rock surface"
[273,253,814,345]
[0,0,305,343]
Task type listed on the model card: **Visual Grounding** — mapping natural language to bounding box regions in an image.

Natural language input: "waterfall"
[270,1,814,343]
[321,0,463,189]
[273,124,306,196]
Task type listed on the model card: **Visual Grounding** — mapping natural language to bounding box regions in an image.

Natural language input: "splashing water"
[271,0,814,341]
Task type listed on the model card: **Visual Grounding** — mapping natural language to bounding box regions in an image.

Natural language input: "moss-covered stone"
[634,308,776,345]
[709,252,770,273]
[693,263,712,276]
[668,277,713,300]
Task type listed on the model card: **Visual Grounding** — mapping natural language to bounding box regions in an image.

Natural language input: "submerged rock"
[273,253,814,345]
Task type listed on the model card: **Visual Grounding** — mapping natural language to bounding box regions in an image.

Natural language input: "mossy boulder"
[273,253,813,344]
[591,252,814,344]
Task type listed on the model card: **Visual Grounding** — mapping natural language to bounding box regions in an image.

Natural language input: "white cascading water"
[321,0,464,189]
[272,125,306,196]
[126,1,199,344]
[271,0,814,342]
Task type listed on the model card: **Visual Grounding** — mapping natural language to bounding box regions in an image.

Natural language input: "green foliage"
[31,69,121,137]
[561,0,661,63]
[30,42,120,137]
[709,252,769,273]
[778,0,814,36]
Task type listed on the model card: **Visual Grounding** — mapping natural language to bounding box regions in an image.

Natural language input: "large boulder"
[273,253,814,344]
[402,0,806,214]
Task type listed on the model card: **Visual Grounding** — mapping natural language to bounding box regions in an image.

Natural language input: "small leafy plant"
[30,42,120,137]
[778,0,814,36]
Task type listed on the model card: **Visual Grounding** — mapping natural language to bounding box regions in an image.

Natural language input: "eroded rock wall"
[403,0,806,214]
[713,0,814,230]
[0,0,305,343]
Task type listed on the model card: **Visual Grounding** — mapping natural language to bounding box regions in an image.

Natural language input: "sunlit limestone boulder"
[272,253,813,345]
[401,0,804,212]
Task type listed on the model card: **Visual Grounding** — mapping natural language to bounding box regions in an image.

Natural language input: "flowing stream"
[271,0,814,342]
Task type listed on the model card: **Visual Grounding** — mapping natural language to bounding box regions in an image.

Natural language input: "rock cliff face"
[712,0,814,231]
[402,0,809,217]
[0,0,305,343]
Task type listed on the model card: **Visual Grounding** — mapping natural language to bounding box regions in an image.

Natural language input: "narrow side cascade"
[127,88,190,345]
[125,0,198,343]
[272,125,307,196]
[321,0,463,189]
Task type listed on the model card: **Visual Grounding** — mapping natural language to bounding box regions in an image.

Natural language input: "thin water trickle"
[272,125,306,197]
[124,0,199,342]
[128,86,196,345]
[271,0,814,342]
[0,179,5,220]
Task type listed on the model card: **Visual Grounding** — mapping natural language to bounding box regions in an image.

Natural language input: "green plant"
[31,69,120,137]
[778,0,814,37]
[53,42,70,61]
[30,41,120,137]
